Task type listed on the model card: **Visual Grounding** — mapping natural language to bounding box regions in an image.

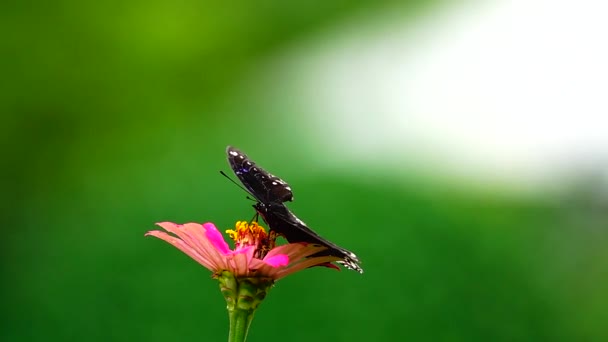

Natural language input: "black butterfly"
[226,146,363,273]
[226,146,293,205]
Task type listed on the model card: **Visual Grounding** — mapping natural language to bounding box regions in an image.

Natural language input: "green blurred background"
[3,1,607,341]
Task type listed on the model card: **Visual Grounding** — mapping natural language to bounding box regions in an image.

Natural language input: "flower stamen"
[226,221,274,258]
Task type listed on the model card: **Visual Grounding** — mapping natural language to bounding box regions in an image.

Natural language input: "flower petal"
[203,222,231,255]
[180,223,229,270]
[186,223,232,270]
[275,256,342,280]
[264,254,289,267]
[145,230,219,271]
[267,243,328,261]
[229,246,255,276]
[155,222,228,270]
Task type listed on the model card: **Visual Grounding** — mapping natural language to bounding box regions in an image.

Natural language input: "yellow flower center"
[226,221,273,257]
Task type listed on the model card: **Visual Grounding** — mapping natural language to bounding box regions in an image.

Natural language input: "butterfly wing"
[255,203,363,273]
[226,146,293,204]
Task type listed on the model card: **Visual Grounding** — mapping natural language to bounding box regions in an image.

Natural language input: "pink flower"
[145,221,341,281]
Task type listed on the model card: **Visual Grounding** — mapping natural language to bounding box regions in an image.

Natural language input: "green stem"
[218,271,274,342]
[227,306,254,342]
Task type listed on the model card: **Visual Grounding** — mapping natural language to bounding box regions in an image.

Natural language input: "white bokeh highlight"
[281,0,608,189]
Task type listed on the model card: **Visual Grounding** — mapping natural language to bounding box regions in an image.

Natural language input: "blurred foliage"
[2,1,608,341]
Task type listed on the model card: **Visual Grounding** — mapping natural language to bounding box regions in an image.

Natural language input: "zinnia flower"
[146,220,342,342]
[145,221,341,280]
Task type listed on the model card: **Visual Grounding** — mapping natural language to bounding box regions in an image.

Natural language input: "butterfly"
[226,146,293,205]
[226,146,363,273]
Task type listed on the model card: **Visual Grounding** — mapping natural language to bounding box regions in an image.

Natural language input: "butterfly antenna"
[219,170,255,200]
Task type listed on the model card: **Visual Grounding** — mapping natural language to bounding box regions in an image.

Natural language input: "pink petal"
[264,254,289,267]
[275,255,342,280]
[317,262,341,271]
[230,249,254,277]
[155,221,182,234]
[151,222,234,271]
[268,243,328,261]
[183,223,230,270]
[145,230,219,271]
[155,223,208,256]
[230,245,254,257]
[203,222,231,255]
[179,223,226,268]
[155,222,228,270]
